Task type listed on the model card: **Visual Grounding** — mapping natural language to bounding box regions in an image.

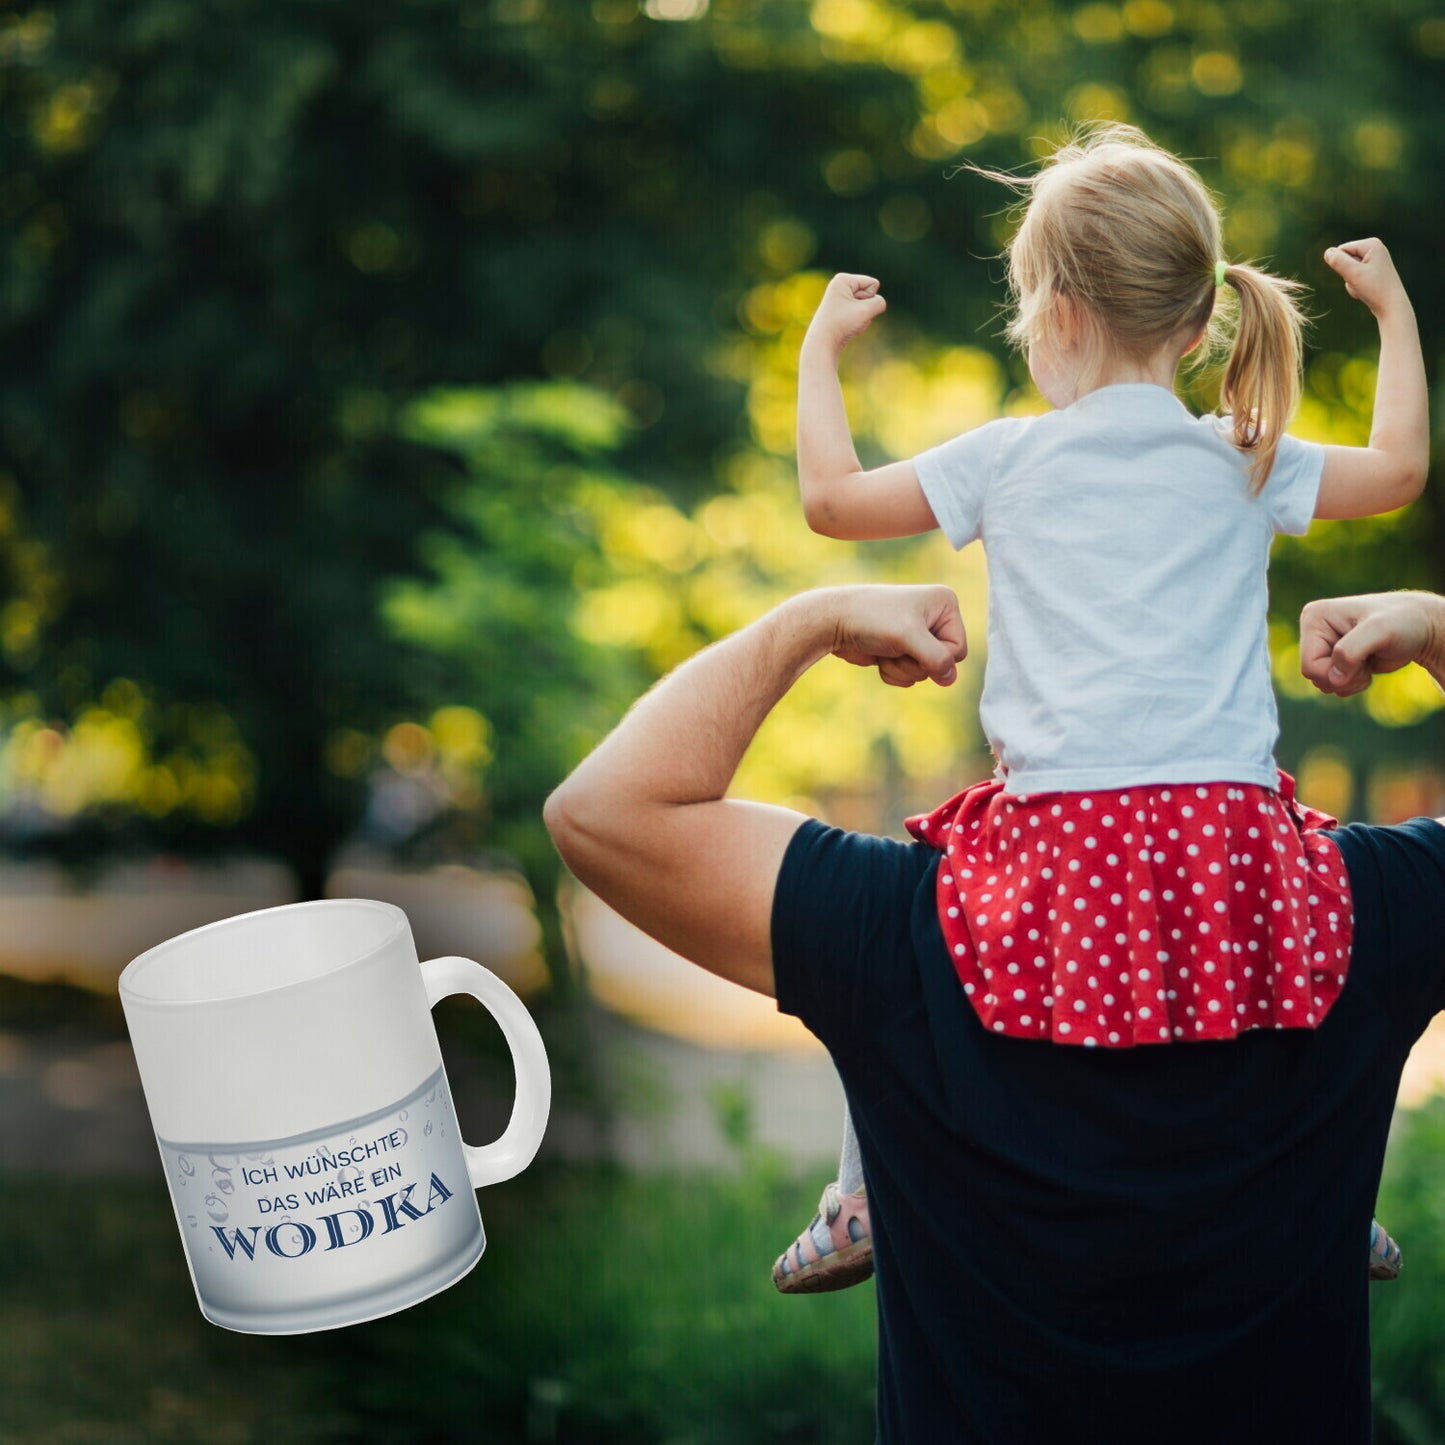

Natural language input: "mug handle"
[420,955,552,1189]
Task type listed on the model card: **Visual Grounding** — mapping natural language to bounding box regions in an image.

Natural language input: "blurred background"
[2,0,1445,1440]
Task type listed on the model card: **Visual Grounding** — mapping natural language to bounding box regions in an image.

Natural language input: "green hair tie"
[1215,259,1228,287]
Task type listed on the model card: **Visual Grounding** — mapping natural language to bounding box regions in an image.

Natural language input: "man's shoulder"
[771,821,942,1051]
[1329,816,1445,1035]
[774,820,939,943]
[1332,814,1445,877]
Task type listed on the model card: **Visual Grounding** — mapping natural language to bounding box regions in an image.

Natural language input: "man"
[545,585,1445,1443]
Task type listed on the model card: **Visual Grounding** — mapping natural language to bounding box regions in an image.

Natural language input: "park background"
[4,0,1445,1440]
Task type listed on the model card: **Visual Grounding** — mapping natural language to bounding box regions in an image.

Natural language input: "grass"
[9,900,1444,1440]
[10,1093,1445,1443]
[1370,1101,1445,1445]
[0,1160,877,1444]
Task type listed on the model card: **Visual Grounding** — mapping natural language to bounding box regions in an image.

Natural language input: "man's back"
[773,816,1445,1443]
[545,583,1445,1442]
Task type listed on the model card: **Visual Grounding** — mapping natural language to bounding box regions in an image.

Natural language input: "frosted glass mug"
[119,898,550,1334]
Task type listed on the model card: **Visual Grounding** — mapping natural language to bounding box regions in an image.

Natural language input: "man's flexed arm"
[544,586,967,997]
[1300,591,1445,697]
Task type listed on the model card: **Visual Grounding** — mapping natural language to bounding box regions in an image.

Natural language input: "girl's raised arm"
[797,273,940,541]
[1313,240,1429,521]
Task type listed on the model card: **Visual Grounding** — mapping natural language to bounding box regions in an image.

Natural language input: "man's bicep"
[562,799,809,999]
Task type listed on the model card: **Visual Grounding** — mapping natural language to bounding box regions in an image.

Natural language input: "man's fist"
[1299,591,1445,697]
[829,584,967,689]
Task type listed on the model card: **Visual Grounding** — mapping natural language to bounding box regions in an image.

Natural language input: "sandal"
[772,1182,873,1294]
[1370,1218,1402,1281]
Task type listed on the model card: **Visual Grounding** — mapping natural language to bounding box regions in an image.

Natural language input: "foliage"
[377,383,654,889]
[394,378,990,859]
[0,0,1441,893]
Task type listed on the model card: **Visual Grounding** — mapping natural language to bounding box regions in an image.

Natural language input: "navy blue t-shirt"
[772,816,1445,1444]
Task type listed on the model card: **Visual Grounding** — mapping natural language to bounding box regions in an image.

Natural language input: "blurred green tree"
[0,0,1439,909]
[381,382,660,889]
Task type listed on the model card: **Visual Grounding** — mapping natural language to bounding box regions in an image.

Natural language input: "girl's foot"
[772,1182,872,1294]
[1370,1218,1402,1281]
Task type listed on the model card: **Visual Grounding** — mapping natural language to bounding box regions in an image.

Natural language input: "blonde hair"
[976,124,1306,492]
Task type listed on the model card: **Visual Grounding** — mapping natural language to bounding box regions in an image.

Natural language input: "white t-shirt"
[913,382,1325,795]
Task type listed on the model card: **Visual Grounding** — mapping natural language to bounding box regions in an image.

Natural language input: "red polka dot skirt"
[905,773,1352,1048]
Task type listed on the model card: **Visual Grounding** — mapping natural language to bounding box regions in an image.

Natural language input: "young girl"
[773,124,1426,1294]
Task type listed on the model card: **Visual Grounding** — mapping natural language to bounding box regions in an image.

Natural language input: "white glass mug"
[119,898,550,1334]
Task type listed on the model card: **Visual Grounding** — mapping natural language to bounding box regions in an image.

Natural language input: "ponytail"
[1216,263,1307,494]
